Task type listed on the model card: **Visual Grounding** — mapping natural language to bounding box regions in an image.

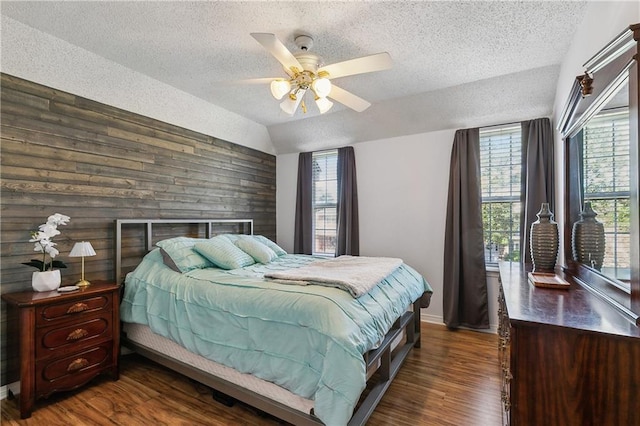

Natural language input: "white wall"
[0,16,275,155]
[278,129,464,325]
[276,152,299,253]
[552,2,640,265]
[355,131,454,324]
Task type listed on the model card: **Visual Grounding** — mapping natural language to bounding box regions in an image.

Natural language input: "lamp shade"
[315,97,334,114]
[280,89,306,115]
[270,80,291,100]
[312,77,332,98]
[69,241,96,257]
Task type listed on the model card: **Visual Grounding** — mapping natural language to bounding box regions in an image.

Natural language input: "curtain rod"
[480,120,522,130]
[480,116,551,131]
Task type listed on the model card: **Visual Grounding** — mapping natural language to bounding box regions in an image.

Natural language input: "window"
[312,150,338,255]
[480,124,522,264]
[582,108,630,280]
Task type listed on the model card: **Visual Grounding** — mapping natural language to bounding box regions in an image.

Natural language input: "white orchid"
[38,223,61,239]
[46,213,71,227]
[23,213,71,271]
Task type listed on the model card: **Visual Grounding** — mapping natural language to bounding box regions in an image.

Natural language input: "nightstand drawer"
[37,312,113,358]
[36,343,113,395]
[36,294,113,326]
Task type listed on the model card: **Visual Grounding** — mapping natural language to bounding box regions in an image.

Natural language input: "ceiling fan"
[249,33,392,116]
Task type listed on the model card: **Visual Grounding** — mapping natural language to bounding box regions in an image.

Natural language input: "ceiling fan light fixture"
[315,96,333,114]
[280,98,297,115]
[312,77,332,98]
[280,89,306,115]
[270,80,291,100]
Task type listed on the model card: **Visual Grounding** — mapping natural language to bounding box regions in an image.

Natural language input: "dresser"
[2,281,120,418]
[498,262,640,426]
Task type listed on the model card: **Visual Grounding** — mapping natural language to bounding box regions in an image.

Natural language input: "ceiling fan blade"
[319,52,392,79]
[328,85,371,112]
[251,33,302,76]
[217,77,278,86]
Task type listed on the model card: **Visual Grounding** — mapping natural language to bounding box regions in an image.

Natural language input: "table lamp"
[69,241,96,287]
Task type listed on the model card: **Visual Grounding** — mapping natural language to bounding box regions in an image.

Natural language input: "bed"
[116,219,432,425]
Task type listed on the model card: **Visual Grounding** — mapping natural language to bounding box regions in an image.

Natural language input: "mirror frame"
[559,23,639,325]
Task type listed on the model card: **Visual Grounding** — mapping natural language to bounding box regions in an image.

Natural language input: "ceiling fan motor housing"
[292,34,324,74]
[294,53,324,74]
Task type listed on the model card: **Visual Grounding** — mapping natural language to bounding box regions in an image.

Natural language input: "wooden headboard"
[114,218,253,284]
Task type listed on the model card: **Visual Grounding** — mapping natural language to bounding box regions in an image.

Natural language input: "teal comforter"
[120,250,432,425]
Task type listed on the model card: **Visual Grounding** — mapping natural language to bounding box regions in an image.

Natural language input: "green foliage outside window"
[482,202,521,263]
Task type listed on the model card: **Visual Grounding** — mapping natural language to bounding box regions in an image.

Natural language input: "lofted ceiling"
[1,1,587,154]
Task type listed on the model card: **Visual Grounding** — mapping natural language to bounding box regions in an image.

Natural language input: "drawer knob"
[66,328,89,341]
[67,358,89,372]
[67,303,89,314]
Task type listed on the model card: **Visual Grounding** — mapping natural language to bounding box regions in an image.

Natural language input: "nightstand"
[2,281,120,419]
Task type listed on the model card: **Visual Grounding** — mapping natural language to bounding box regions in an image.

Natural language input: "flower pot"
[32,270,61,292]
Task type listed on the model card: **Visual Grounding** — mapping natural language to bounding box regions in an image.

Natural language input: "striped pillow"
[194,236,255,270]
[235,237,278,264]
[252,235,287,256]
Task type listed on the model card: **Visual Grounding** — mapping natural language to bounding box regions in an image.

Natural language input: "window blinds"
[312,150,338,255]
[583,109,630,197]
[583,108,630,273]
[480,125,522,200]
[479,125,522,263]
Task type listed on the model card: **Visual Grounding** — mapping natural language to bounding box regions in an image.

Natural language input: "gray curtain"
[294,152,313,254]
[520,118,555,266]
[443,128,489,329]
[336,147,359,256]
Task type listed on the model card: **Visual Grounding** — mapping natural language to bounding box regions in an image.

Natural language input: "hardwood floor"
[1,322,501,425]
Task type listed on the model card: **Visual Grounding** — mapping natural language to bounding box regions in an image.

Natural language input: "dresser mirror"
[559,23,639,325]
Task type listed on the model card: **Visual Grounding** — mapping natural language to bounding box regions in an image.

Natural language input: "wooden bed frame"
[115,219,432,425]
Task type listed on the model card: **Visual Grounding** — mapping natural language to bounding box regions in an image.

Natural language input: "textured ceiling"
[1,1,587,153]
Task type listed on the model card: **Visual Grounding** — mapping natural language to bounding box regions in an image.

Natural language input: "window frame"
[558,22,639,326]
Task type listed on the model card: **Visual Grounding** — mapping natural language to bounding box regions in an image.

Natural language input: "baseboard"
[420,312,443,324]
[463,324,498,334]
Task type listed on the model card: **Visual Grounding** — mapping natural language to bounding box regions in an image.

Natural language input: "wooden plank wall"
[0,73,277,385]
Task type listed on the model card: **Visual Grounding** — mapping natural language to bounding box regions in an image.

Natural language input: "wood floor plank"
[1,323,501,425]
